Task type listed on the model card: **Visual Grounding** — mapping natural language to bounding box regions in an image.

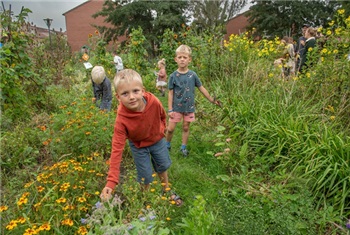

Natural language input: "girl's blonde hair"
[91,66,105,85]
[113,69,143,91]
[175,44,192,56]
[158,58,166,66]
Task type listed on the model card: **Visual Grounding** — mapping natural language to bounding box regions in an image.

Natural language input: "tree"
[93,0,189,56]
[191,0,248,33]
[245,0,344,39]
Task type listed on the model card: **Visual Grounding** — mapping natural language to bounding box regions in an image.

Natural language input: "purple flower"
[346,220,350,229]
[139,216,146,222]
[81,218,88,224]
[95,201,103,209]
[149,215,156,220]
[147,225,154,230]
[127,224,134,230]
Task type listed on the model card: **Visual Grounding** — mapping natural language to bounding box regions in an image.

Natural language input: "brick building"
[225,11,250,41]
[63,0,124,52]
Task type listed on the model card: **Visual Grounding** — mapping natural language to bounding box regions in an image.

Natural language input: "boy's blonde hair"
[91,66,106,85]
[113,69,143,91]
[175,45,192,56]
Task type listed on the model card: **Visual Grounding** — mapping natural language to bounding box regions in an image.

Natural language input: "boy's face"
[175,52,191,69]
[116,81,145,112]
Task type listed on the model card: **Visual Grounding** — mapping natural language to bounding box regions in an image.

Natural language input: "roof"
[62,0,89,16]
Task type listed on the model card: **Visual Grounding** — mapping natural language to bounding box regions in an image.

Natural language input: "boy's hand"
[100,187,113,202]
[214,100,222,108]
[213,95,222,108]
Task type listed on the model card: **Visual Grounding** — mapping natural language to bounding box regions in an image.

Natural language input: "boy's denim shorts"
[128,138,172,184]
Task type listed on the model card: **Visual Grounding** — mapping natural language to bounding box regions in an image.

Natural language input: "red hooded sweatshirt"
[106,92,166,189]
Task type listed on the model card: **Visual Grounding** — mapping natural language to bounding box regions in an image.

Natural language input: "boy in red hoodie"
[100,69,182,206]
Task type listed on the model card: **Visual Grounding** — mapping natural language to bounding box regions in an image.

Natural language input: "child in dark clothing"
[91,66,113,111]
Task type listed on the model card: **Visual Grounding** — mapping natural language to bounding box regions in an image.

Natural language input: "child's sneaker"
[181,148,189,157]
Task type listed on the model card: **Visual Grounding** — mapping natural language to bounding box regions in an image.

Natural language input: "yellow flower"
[337,9,345,15]
[61,218,74,226]
[150,188,155,192]
[17,197,28,206]
[34,203,41,211]
[166,217,171,221]
[39,223,51,231]
[16,217,26,224]
[0,205,8,212]
[37,186,45,192]
[56,197,67,203]
[77,226,88,235]
[328,20,334,26]
[85,132,91,135]
[326,30,332,36]
[330,116,335,121]
[24,182,34,188]
[23,227,38,235]
[77,197,87,203]
[6,220,18,230]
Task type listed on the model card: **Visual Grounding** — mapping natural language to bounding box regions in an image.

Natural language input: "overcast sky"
[1,0,251,32]
[1,0,87,31]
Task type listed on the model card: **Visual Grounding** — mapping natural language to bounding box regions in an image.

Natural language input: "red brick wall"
[64,0,123,52]
[225,13,249,41]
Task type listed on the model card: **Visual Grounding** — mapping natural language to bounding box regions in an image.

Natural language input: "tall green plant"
[0,7,44,122]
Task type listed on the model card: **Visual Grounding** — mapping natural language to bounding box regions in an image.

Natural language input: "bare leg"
[182,121,190,146]
[158,171,169,192]
[166,122,177,143]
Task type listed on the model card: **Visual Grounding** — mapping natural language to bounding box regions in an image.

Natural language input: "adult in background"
[113,51,124,74]
[274,36,295,79]
[299,27,317,73]
[91,66,113,111]
[295,24,310,72]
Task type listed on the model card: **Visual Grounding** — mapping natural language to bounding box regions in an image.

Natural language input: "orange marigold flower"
[16,217,26,224]
[173,34,178,39]
[6,220,18,230]
[77,197,87,203]
[77,226,88,235]
[39,223,51,231]
[0,205,8,212]
[95,30,99,34]
[88,33,93,38]
[17,197,28,206]
[61,218,74,226]
[37,186,45,192]
[85,132,91,135]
